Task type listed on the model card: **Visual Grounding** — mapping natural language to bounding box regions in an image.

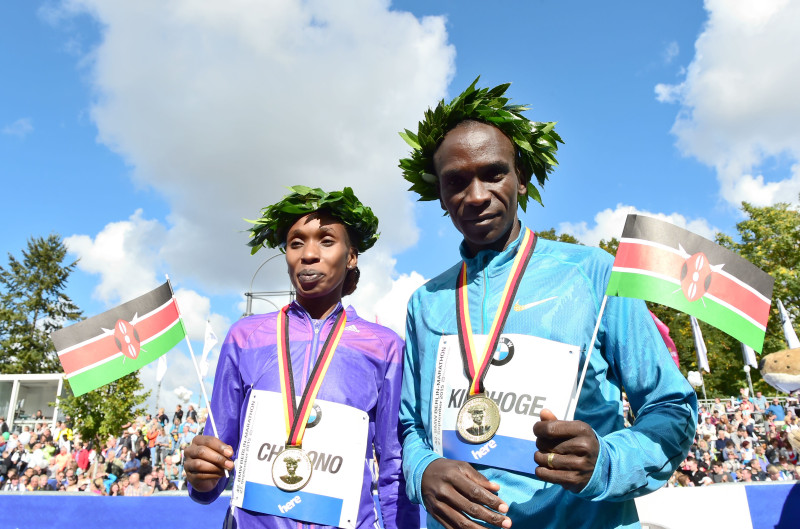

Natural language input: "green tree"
[0,235,82,373]
[717,200,800,356]
[57,374,150,449]
[536,228,581,244]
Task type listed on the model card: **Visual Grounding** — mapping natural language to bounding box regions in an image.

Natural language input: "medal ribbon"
[276,304,347,447]
[456,228,536,396]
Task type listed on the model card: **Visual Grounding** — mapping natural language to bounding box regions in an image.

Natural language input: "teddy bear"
[759,347,800,394]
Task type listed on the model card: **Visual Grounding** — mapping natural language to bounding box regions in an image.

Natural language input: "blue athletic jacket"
[400,223,697,529]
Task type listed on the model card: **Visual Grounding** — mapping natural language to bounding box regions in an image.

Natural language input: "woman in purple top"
[185,186,418,529]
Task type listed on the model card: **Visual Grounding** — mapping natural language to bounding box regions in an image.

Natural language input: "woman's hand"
[184,435,234,492]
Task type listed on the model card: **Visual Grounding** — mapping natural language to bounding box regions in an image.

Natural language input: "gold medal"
[454,229,535,444]
[273,305,346,490]
[271,446,313,492]
[456,394,501,444]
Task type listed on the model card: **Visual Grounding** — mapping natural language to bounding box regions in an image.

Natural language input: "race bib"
[232,390,368,528]
[431,333,580,475]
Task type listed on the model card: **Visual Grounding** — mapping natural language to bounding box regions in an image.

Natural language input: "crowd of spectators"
[670,390,800,487]
[3,391,797,495]
[0,403,205,495]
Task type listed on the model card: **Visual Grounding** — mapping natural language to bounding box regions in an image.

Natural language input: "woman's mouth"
[297,270,323,284]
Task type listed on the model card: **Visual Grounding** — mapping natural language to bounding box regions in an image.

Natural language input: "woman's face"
[285,212,356,313]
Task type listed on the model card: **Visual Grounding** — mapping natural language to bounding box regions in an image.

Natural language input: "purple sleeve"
[373,331,420,529]
[188,325,245,504]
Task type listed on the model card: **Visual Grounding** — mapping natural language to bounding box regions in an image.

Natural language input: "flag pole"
[566,295,608,420]
[165,276,228,477]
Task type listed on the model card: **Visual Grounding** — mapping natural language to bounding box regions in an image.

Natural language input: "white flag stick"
[690,316,710,373]
[777,299,800,349]
[200,320,219,378]
[741,343,758,368]
[566,295,608,421]
[156,355,168,383]
[165,276,227,477]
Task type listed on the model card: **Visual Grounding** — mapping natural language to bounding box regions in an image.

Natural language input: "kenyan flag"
[50,280,186,396]
[606,214,774,352]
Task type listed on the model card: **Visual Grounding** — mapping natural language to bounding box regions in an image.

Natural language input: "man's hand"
[184,435,234,492]
[420,458,511,529]
[533,409,599,493]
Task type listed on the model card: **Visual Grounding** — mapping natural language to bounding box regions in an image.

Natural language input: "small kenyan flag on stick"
[51,280,186,396]
[567,213,774,420]
[606,214,774,352]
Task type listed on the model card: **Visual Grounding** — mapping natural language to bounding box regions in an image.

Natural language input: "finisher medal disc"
[271,447,313,492]
[456,394,501,444]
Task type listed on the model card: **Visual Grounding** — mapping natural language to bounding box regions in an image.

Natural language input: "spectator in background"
[750,459,767,481]
[186,404,198,423]
[172,404,183,424]
[135,438,151,463]
[163,455,179,482]
[753,391,767,412]
[138,457,153,481]
[766,398,786,422]
[740,440,755,464]
[122,451,140,477]
[156,408,169,426]
[766,464,784,481]
[124,472,151,496]
[709,460,728,483]
[109,481,123,496]
[154,427,170,467]
[0,417,9,435]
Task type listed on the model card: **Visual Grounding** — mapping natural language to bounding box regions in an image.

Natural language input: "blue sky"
[2,0,799,412]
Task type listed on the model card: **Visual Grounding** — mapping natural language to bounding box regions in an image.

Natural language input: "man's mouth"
[464,212,499,225]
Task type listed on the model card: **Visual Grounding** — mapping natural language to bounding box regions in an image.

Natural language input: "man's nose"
[463,178,491,206]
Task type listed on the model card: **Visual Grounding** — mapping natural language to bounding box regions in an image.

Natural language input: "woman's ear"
[347,247,358,271]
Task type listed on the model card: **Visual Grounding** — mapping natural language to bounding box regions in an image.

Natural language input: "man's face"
[434,121,526,255]
[471,409,484,426]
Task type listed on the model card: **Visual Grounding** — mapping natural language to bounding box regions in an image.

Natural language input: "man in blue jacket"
[398,79,697,529]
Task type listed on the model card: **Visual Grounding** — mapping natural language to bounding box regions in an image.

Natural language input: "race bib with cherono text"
[232,390,368,528]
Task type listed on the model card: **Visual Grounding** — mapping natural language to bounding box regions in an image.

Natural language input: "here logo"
[278,495,301,514]
[471,439,497,461]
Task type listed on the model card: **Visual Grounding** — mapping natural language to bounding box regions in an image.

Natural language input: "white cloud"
[656,0,800,207]
[2,118,34,138]
[559,204,719,247]
[55,0,454,306]
[662,41,679,64]
[65,209,165,304]
[346,249,427,336]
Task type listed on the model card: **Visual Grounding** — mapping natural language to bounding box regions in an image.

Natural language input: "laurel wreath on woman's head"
[398,77,564,211]
[246,185,380,255]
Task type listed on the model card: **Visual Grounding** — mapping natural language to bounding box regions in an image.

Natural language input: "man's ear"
[516,165,528,197]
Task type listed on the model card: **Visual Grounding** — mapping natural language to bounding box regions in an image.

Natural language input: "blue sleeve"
[374,332,420,529]
[188,328,244,504]
[399,297,442,506]
[576,295,698,502]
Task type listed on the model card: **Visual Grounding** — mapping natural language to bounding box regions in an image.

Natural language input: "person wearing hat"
[397,79,697,529]
[184,187,418,529]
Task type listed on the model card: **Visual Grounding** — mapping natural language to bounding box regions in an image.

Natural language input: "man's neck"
[463,219,522,258]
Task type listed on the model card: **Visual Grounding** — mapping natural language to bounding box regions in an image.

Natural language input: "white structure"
[0,373,65,432]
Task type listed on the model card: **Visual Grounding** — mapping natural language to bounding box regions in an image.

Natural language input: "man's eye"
[289,241,303,249]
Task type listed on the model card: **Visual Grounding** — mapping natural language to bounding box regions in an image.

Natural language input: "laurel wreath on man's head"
[246,185,379,255]
[398,77,563,211]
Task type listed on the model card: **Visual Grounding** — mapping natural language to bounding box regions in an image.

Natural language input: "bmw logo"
[306,404,322,428]
[491,337,514,366]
